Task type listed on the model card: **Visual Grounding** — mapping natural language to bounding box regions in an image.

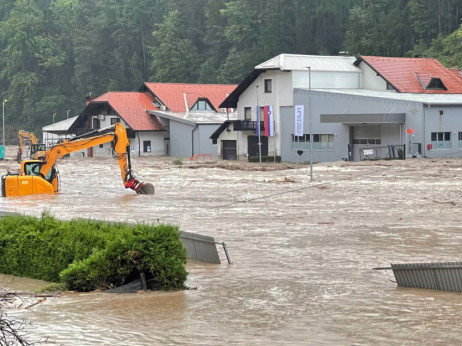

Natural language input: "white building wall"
[360,62,391,91]
[292,70,362,89]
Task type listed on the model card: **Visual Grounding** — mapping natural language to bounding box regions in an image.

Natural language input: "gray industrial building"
[216,54,462,162]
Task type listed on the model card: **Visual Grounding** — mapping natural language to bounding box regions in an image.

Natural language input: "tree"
[150,10,200,83]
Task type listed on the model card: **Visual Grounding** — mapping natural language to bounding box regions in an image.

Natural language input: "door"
[351,126,381,161]
[222,140,237,160]
[247,136,268,157]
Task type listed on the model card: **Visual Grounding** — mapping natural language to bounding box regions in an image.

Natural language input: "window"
[111,117,120,125]
[99,144,104,148]
[264,79,272,93]
[244,107,251,120]
[432,132,451,149]
[191,99,213,111]
[352,138,381,145]
[459,132,462,148]
[143,140,151,153]
[291,133,334,151]
[92,117,100,130]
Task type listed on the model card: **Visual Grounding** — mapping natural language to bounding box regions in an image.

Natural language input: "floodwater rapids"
[2,152,462,345]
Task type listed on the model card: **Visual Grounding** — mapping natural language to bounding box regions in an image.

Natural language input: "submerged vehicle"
[3,123,154,197]
[17,130,47,162]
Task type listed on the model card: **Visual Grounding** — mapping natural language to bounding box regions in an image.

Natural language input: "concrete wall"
[170,121,193,158]
[423,106,462,158]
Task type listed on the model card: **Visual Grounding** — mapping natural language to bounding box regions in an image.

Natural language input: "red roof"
[359,56,462,94]
[92,92,164,131]
[144,83,237,112]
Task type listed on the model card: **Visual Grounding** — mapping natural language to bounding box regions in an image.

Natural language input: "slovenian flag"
[264,106,274,136]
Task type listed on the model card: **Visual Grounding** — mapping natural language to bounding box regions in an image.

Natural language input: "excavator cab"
[30,144,47,159]
[2,160,59,197]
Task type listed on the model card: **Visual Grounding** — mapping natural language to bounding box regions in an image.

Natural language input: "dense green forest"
[1,0,462,134]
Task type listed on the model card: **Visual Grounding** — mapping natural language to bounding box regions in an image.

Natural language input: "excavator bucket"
[137,183,155,195]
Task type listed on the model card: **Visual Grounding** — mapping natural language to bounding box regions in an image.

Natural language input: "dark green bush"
[0,213,187,292]
[248,155,281,163]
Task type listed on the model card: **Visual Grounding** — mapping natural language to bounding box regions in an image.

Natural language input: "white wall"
[293,70,362,89]
[360,62,392,91]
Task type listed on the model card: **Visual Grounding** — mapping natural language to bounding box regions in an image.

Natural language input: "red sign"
[407,129,414,134]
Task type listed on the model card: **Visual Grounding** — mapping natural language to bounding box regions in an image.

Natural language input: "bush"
[248,155,281,163]
[0,213,188,292]
[172,158,183,165]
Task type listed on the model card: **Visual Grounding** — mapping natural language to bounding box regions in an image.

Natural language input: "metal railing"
[359,144,406,161]
[233,120,265,132]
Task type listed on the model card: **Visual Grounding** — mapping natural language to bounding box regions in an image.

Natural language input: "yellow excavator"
[3,123,154,197]
[17,130,47,162]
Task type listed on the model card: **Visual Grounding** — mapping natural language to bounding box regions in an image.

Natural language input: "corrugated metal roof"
[256,54,361,72]
[314,88,462,105]
[359,56,462,94]
[43,116,78,132]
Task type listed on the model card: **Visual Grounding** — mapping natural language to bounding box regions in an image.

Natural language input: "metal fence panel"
[391,262,462,292]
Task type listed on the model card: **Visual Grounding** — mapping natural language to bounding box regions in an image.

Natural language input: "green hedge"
[0,213,187,292]
[248,155,281,163]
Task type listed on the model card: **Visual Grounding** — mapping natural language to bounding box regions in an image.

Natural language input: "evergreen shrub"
[0,213,187,292]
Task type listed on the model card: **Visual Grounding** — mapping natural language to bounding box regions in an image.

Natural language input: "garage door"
[222,140,237,160]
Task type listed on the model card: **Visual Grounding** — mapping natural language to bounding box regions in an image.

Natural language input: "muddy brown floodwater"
[2,147,462,345]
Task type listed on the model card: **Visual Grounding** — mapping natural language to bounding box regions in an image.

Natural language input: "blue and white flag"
[295,105,304,137]
[256,105,260,137]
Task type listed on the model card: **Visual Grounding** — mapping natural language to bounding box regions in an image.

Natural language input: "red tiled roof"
[144,83,237,112]
[359,56,462,94]
[92,92,164,131]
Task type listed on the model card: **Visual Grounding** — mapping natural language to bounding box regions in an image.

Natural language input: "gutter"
[192,124,199,156]
[136,132,141,157]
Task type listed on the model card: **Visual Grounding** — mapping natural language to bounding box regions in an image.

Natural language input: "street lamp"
[67,109,70,119]
[2,99,7,150]
[53,112,56,124]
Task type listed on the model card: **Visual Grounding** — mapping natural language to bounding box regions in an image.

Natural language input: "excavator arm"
[39,123,151,193]
[2,123,154,196]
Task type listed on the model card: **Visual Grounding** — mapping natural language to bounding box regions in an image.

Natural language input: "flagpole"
[257,85,261,163]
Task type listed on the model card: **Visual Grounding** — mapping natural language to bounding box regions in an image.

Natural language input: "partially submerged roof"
[90,92,164,131]
[256,53,360,72]
[143,83,237,112]
[355,56,462,94]
[43,116,78,134]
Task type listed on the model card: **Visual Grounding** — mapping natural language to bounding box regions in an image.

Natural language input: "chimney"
[85,92,94,105]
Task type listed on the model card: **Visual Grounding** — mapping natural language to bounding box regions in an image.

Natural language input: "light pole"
[2,99,7,152]
[308,66,312,182]
[67,109,70,119]
[53,112,56,124]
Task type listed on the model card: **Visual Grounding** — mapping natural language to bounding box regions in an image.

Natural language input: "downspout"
[137,132,141,157]
[423,104,430,157]
[192,124,199,156]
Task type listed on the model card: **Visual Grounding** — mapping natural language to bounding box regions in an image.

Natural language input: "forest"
[1,0,462,134]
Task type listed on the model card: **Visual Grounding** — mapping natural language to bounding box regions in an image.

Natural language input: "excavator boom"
[3,123,154,197]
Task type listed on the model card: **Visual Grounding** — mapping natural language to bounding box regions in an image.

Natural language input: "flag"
[264,106,274,136]
[256,105,260,137]
[295,105,304,137]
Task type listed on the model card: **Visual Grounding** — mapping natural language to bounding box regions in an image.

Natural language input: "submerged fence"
[375,261,462,292]
[359,145,406,161]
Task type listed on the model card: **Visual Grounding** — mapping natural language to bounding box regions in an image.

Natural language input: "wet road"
[2,154,462,345]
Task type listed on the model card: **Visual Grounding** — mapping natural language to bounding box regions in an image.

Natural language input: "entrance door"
[351,126,381,161]
[248,136,268,157]
[222,140,237,160]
